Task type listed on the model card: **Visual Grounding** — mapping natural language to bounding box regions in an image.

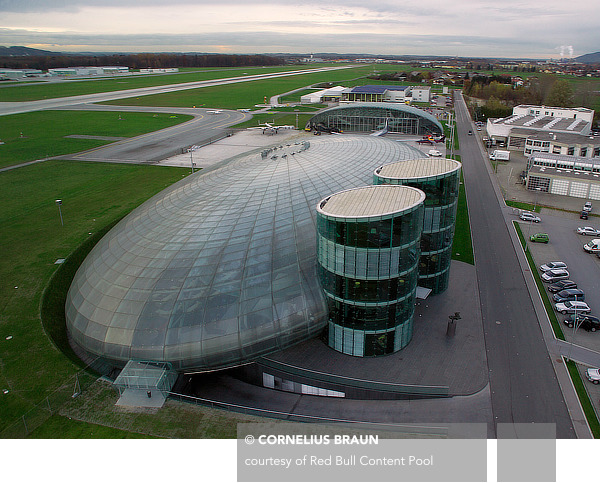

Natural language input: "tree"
[545,79,574,107]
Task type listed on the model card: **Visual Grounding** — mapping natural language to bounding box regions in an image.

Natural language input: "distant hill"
[575,52,600,64]
[0,46,60,56]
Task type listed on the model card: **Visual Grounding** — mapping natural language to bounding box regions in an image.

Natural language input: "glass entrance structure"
[373,158,462,294]
[316,185,425,356]
[307,102,443,136]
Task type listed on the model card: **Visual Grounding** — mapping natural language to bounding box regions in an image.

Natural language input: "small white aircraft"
[247,122,294,135]
[206,109,224,114]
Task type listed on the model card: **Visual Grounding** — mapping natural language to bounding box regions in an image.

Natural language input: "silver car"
[577,226,600,236]
[554,300,591,314]
[520,212,541,223]
[586,368,600,384]
[540,261,567,272]
[541,268,570,282]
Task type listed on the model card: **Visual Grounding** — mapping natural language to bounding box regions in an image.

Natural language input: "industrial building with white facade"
[301,85,431,105]
[486,105,600,199]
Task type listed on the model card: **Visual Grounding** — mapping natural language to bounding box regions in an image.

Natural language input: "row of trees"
[0,53,284,70]
[465,76,577,108]
[468,77,600,125]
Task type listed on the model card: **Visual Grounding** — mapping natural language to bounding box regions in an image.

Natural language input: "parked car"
[583,239,600,253]
[467,130,473,135]
[548,280,577,293]
[577,226,600,236]
[520,211,541,223]
[541,268,570,282]
[580,211,589,220]
[554,300,591,314]
[583,201,592,212]
[540,261,567,272]
[529,233,549,243]
[564,314,600,332]
[428,149,442,157]
[552,288,585,303]
[586,368,600,384]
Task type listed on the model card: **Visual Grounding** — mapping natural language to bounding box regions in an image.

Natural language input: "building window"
[581,147,588,157]
[567,147,575,156]
[594,147,600,158]
[527,176,550,192]
[553,146,561,154]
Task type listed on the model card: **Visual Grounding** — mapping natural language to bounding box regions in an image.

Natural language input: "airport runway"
[0,65,354,117]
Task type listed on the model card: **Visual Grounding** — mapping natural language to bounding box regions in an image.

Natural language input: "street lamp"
[524,188,541,253]
[55,199,63,226]
[566,307,582,362]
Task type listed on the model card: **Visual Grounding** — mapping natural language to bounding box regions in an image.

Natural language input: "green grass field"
[100,66,375,109]
[0,64,345,102]
[0,160,190,432]
[452,161,474,265]
[0,110,192,169]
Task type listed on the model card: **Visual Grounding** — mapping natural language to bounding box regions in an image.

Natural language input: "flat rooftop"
[376,158,461,180]
[318,185,425,218]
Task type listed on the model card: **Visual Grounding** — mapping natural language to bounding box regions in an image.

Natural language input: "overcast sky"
[0,0,597,59]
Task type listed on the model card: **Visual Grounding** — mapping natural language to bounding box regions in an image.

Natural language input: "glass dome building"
[317,185,425,356]
[307,102,443,135]
[373,158,462,294]
[65,136,426,373]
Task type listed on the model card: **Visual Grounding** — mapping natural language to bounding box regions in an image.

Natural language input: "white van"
[489,150,510,161]
[583,238,600,253]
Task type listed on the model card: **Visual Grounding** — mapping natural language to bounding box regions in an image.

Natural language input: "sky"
[0,0,597,59]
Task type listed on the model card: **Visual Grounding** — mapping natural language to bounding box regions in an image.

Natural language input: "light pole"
[566,307,581,362]
[524,188,541,253]
[55,199,63,226]
[190,148,194,173]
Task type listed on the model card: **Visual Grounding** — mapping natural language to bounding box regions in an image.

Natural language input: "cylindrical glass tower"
[373,158,462,294]
[316,185,425,357]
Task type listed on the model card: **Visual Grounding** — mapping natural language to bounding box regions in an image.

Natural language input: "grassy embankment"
[0,159,189,435]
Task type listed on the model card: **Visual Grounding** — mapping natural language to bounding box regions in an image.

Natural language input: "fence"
[1,369,98,438]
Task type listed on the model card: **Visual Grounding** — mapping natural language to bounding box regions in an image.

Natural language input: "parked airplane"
[417,134,445,145]
[248,122,294,135]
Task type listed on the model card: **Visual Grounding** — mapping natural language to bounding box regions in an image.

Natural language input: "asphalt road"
[454,92,575,438]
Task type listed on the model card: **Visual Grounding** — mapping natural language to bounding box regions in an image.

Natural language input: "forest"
[0,52,284,70]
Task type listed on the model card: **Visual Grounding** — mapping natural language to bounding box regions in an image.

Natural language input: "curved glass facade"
[307,102,443,136]
[66,136,426,373]
[373,158,462,294]
[316,185,425,357]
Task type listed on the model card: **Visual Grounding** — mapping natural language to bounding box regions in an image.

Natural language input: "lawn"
[452,158,474,265]
[512,221,564,340]
[0,110,192,169]
[0,64,344,102]
[100,66,375,109]
[0,160,190,432]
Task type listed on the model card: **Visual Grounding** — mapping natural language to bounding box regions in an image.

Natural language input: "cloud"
[0,1,598,58]
[0,27,569,58]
